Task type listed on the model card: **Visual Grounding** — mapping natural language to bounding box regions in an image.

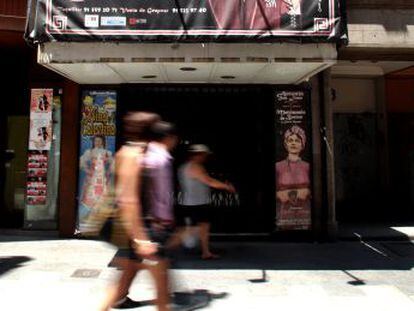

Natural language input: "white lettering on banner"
[276,91,304,101]
[276,110,306,116]
[265,0,277,8]
[119,7,138,14]
[147,8,169,14]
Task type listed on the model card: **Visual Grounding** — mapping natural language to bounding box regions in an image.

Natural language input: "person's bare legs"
[147,259,171,311]
[100,258,140,311]
[199,222,219,259]
[166,227,187,249]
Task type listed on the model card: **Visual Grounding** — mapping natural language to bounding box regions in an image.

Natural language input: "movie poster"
[275,90,312,231]
[77,91,117,228]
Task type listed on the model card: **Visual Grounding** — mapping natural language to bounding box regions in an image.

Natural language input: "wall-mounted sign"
[77,91,117,230]
[275,90,312,231]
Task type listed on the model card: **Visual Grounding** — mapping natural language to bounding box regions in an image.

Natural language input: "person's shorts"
[114,225,173,262]
[176,205,211,226]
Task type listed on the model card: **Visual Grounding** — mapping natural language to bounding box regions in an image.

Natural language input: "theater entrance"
[119,85,276,233]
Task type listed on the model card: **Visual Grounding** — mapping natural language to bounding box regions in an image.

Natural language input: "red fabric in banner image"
[208,0,243,29]
[208,0,294,30]
[245,0,279,30]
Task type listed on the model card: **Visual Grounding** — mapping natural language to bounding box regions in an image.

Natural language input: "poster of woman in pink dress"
[276,125,311,230]
[275,90,312,231]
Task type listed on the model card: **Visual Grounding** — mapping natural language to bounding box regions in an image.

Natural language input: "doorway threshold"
[0,229,59,240]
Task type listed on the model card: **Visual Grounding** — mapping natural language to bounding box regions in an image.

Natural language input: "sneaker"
[112,297,144,309]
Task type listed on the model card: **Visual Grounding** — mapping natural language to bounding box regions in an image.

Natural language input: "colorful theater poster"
[29,89,53,151]
[26,150,49,206]
[26,89,53,213]
[77,91,117,229]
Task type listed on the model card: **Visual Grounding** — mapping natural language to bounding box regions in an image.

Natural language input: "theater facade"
[16,0,347,238]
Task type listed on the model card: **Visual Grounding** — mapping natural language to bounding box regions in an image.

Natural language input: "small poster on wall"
[29,89,53,151]
[275,90,312,231]
[77,91,117,230]
[27,151,48,206]
[26,89,54,213]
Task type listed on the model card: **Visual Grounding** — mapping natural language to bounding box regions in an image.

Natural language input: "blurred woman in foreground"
[101,112,171,311]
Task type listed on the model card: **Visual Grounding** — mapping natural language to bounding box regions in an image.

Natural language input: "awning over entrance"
[38,42,336,84]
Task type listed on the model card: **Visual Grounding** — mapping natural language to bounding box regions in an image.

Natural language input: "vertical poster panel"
[77,91,117,230]
[29,89,53,151]
[26,89,54,222]
[275,90,312,231]
[27,151,49,206]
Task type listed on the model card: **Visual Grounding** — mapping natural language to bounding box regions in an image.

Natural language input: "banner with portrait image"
[77,91,117,230]
[25,0,347,44]
[275,90,312,231]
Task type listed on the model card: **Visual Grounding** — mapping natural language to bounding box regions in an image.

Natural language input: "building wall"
[386,78,414,113]
[386,77,414,220]
[0,0,26,16]
[0,0,26,32]
[332,78,376,113]
[332,75,414,222]
[332,77,382,222]
[0,1,81,234]
[347,0,414,9]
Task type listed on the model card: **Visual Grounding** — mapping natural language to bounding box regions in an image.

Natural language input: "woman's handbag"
[80,187,129,249]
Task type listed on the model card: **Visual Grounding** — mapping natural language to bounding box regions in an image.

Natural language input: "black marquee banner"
[25,0,347,43]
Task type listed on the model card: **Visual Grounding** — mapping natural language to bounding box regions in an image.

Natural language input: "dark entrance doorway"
[119,85,275,233]
[0,48,30,229]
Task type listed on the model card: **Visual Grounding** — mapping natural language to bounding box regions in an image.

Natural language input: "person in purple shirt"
[145,122,212,310]
[143,122,177,226]
[105,117,192,311]
[139,121,179,310]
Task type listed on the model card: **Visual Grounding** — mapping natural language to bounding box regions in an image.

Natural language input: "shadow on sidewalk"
[0,256,32,276]
[166,240,414,271]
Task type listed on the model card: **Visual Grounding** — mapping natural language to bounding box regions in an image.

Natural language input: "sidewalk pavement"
[1,235,414,311]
